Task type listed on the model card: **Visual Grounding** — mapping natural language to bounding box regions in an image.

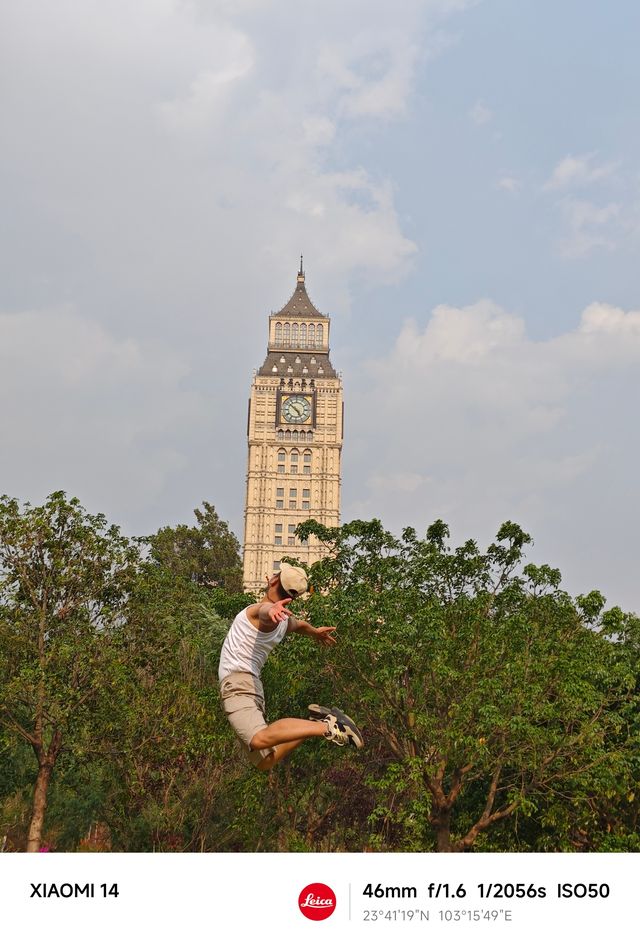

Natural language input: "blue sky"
[1,0,639,610]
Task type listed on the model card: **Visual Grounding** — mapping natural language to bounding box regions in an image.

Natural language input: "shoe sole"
[308,703,342,719]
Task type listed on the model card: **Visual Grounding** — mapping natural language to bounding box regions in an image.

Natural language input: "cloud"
[1,1,430,321]
[313,1,479,119]
[317,30,420,120]
[540,154,629,258]
[497,176,521,193]
[0,308,207,525]
[4,0,475,535]
[543,153,618,191]
[572,300,640,359]
[156,32,255,134]
[556,199,621,258]
[302,116,337,148]
[344,300,640,607]
[469,99,493,126]
[358,298,640,449]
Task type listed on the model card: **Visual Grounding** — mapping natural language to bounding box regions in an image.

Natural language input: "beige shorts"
[219,671,275,766]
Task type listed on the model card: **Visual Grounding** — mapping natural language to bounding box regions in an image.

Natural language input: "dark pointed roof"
[272,263,328,320]
[257,262,336,378]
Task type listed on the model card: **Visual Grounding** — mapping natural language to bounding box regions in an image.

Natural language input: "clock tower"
[242,261,343,592]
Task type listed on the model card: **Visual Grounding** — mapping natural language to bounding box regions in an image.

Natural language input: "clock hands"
[282,396,311,422]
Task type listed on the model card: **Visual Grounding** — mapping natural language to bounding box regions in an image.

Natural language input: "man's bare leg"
[255,738,305,771]
[251,718,326,749]
[250,718,326,772]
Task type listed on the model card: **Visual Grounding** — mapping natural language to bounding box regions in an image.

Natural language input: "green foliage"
[145,501,243,592]
[92,563,233,851]
[0,493,245,852]
[1,498,637,853]
[297,517,638,851]
[0,491,141,850]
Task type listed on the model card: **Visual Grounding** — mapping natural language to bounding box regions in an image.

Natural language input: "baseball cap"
[280,563,309,598]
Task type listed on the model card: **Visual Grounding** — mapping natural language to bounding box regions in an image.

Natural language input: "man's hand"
[268,598,292,624]
[313,626,337,647]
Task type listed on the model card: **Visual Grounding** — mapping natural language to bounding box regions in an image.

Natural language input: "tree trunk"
[26,762,53,852]
[434,817,453,852]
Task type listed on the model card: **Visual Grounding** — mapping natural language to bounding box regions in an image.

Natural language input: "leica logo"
[301,894,334,907]
[298,883,337,920]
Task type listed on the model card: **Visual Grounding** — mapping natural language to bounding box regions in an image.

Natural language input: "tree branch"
[0,709,39,749]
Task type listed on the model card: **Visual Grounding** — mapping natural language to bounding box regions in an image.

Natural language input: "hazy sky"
[2,0,639,610]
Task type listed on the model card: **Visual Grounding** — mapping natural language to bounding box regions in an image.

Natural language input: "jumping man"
[218,563,364,771]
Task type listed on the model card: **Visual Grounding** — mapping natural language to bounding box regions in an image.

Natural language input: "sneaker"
[309,704,364,749]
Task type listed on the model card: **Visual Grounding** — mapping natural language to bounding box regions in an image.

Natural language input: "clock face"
[282,395,312,423]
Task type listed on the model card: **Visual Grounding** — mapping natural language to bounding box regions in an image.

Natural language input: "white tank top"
[218,607,289,680]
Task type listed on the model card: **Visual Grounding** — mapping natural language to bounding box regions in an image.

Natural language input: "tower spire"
[297,254,305,283]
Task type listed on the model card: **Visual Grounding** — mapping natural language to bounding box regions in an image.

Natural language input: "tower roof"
[272,260,328,320]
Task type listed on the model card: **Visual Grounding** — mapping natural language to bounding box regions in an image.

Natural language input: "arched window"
[292,430,299,442]
[284,323,291,345]
[285,429,291,441]
[292,323,298,347]
[290,451,299,474]
[278,450,286,462]
[277,429,284,440]
[303,450,311,475]
[316,324,324,347]
[300,323,307,347]
[275,322,283,345]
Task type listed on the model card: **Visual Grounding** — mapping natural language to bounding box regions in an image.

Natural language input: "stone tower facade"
[242,263,343,592]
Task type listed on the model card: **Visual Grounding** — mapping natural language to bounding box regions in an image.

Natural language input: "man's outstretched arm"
[287,616,337,646]
[247,598,293,631]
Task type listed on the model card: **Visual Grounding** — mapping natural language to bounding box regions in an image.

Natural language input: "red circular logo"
[298,882,337,920]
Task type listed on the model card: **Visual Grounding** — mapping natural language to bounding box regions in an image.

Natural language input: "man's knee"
[250,727,271,750]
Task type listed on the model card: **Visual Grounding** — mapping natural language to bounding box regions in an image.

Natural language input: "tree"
[96,563,235,851]
[146,502,242,592]
[0,492,139,851]
[298,518,637,852]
